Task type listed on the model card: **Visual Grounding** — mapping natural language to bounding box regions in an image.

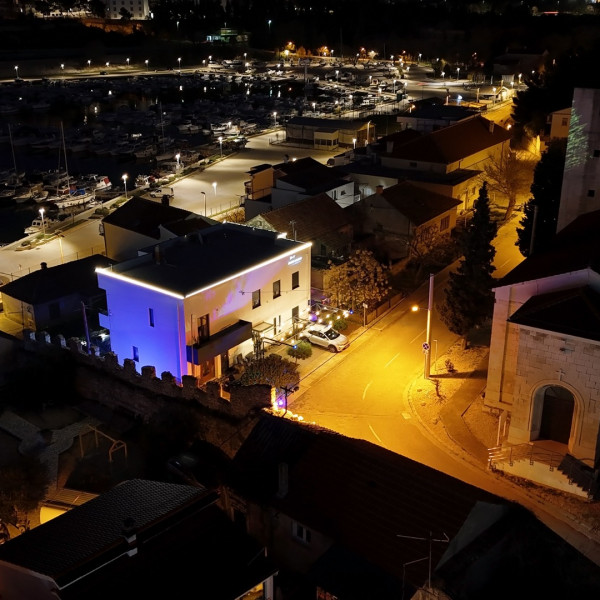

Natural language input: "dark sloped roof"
[286,116,368,130]
[102,197,196,239]
[230,413,504,588]
[0,254,113,304]
[508,286,600,342]
[258,193,352,243]
[497,209,600,287]
[371,182,462,225]
[0,480,278,599]
[384,115,511,163]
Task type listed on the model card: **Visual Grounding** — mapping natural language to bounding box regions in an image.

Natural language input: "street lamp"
[145,59,149,71]
[492,87,496,105]
[212,181,217,195]
[201,191,206,216]
[60,63,64,72]
[14,65,18,79]
[335,69,339,82]
[456,67,460,80]
[178,57,181,71]
[441,71,445,81]
[218,136,223,157]
[352,138,357,149]
[106,61,110,69]
[175,153,180,169]
[39,208,45,236]
[122,174,128,199]
[411,273,435,379]
[312,101,316,114]
[268,19,271,34]
[126,57,130,67]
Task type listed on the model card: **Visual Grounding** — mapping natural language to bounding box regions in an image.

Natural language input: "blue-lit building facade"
[97,223,312,382]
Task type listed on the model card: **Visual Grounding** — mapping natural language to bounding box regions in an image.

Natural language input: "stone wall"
[18,330,273,457]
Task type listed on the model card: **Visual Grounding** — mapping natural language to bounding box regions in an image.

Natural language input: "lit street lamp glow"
[14,65,18,79]
[122,174,128,199]
[201,191,206,216]
[126,57,130,67]
[273,111,277,127]
[456,67,460,80]
[212,181,217,195]
[145,59,149,71]
[218,136,223,157]
[178,57,181,71]
[39,208,45,236]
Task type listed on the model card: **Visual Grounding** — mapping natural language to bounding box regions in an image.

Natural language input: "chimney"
[376,185,384,195]
[40,262,48,269]
[153,246,161,264]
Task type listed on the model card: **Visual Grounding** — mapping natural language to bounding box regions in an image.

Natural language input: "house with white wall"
[96,223,311,383]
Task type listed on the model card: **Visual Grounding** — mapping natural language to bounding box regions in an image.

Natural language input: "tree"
[438,182,497,348]
[326,249,390,311]
[119,7,132,19]
[0,456,50,529]
[480,148,533,221]
[516,138,566,257]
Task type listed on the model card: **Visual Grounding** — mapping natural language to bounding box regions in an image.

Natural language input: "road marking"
[369,424,383,443]
[362,381,372,401]
[411,329,426,344]
[385,353,399,368]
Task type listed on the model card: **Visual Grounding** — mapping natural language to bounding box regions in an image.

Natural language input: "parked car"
[300,323,349,353]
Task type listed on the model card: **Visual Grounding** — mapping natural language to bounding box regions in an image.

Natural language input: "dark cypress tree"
[438,181,497,348]
[516,138,566,257]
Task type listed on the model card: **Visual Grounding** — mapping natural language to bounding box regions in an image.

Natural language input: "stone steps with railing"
[488,443,598,499]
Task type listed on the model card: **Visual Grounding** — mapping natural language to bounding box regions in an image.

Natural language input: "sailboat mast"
[8,124,18,176]
[60,122,70,186]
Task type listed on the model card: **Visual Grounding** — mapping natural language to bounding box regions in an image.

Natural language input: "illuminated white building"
[97,223,311,382]
[104,0,149,20]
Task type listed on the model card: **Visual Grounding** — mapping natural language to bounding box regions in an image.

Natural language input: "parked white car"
[300,324,349,353]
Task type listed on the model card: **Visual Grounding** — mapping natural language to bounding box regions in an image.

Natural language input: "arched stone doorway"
[538,385,575,444]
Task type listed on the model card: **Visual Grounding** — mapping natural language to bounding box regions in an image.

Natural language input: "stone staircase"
[488,443,599,499]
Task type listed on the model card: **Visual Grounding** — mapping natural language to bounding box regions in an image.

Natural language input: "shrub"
[332,317,348,331]
[287,340,312,360]
[445,358,456,373]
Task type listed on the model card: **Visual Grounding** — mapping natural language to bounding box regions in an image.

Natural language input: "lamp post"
[145,59,149,71]
[126,57,130,67]
[492,87,496,105]
[57,233,65,264]
[441,71,445,81]
[175,153,180,169]
[39,208,45,236]
[411,273,434,379]
[14,65,18,79]
[106,61,110,69]
[212,181,217,196]
[201,191,206,216]
[218,136,223,157]
[353,138,356,149]
[312,101,316,114]
[273,111,277,127]
[122,174,128,199]
[268,19,271,35]
[60,63,64,73]
[456,67,460,80]
[177,57,181,71]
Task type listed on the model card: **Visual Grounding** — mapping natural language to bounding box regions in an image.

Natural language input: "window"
[252,289,261,309]
[587,189,596,198]
[148,308,155,327]
[132,346,139,362]
[273,280,281,299]
[293,521,312,544]
[197,314,209,342]
[292,271,299,289]
[440,216,450,231]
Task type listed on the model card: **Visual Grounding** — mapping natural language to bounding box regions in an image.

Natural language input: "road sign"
[422,342,430,352]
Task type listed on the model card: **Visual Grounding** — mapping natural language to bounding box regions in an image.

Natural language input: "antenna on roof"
[397,531,449,592]
[289,220,297,241]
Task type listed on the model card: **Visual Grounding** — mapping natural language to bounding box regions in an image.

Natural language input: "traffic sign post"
[422,342,430,353]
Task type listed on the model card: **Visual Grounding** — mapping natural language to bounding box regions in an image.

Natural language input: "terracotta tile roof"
[257,193,352,242]
[383,115,511,163]
[230,413,504,588]
[508,286,600,342]
[496,208,600,288]
[369,182,462,225]
[0,254,113,304]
